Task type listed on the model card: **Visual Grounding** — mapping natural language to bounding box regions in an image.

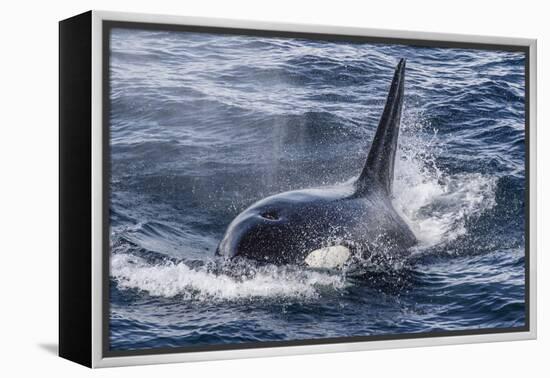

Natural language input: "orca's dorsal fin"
[356,58,406,197]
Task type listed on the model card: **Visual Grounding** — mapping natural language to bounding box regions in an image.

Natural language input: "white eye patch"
[304,245,351,269]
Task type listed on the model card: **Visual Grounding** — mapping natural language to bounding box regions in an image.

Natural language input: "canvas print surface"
[107,26,526,352]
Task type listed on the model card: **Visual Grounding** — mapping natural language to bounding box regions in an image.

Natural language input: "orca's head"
[216,190,348,266]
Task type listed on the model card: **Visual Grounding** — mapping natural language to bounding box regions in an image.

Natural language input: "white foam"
[392,122,496,247]
[111,254,345,300]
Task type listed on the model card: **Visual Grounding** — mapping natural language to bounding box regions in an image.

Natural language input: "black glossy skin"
[216,59,417,265]
[216,182,417,265]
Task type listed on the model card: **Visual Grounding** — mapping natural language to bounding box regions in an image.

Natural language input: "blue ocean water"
[108,28,526,352]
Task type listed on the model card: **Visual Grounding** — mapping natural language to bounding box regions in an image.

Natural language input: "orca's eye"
[261,210,279,220]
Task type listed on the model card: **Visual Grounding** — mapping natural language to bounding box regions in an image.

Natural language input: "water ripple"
[108,28,526,351]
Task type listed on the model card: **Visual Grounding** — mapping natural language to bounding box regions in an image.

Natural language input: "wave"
[393,118,497,248]
[111,253,346,300]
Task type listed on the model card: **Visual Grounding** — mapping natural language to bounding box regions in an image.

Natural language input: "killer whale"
[216,59,417,268]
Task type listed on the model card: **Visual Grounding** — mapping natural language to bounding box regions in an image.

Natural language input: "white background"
[0,0,546,376]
